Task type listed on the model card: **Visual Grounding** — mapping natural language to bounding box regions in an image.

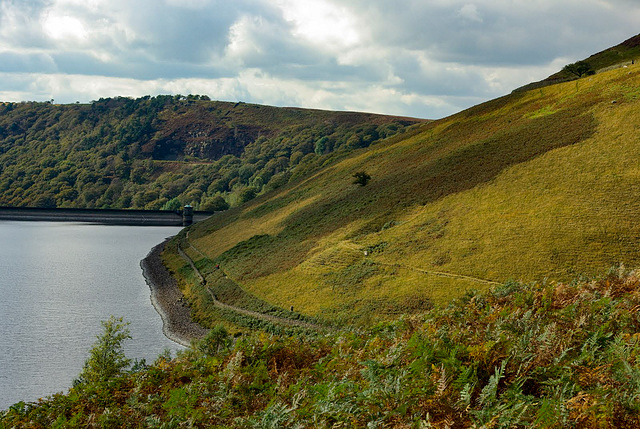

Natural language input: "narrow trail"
[376,261,501,286]
[177,246,327,331]
[185,230,207,259]
[178,246,206,284]
[203,287,324,330]
[179,232,498,332]
[338,240,500,286]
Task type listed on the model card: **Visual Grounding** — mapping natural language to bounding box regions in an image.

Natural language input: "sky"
[0,0,639,119]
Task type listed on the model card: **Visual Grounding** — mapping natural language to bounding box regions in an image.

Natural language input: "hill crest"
[515,32,640,92]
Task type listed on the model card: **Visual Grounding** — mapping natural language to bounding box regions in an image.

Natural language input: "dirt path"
[177,246,327,331]
[377,261,501,286]
[184,229,207,259]
[178,246,206,284]
[204,287,324,330]
[336,240,500,286]
[178,233,498,333]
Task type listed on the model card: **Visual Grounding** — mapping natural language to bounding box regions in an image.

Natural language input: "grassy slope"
[180,63,640,325]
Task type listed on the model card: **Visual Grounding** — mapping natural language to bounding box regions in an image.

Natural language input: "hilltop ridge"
[515,32,640,92]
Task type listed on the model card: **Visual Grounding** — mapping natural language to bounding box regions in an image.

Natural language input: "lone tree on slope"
[352,171,371,186]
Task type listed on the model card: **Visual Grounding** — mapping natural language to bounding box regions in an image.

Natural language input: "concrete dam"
[0,206,213,226]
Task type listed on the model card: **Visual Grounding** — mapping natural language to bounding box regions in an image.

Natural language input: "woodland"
[0,95,417,211]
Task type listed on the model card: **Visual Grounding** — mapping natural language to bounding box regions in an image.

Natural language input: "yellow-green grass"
[176,64,640,325]
[370,68,640,281]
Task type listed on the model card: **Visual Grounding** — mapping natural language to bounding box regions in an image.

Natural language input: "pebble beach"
[140,240,208,347]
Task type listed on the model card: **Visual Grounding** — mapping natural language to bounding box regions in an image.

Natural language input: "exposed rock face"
[150,123,265,160]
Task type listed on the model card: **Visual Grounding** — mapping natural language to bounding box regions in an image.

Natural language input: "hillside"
[0,96,420,210]
[170,59,640,327]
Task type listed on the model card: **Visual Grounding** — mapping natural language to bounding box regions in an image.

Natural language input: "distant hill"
[172,39,640,327]
[0,96,421,210]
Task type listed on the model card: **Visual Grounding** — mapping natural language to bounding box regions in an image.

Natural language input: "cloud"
[276,0,360,49]
[458,4,483,22]
[336,0,640,66]
[0,0,639,118]
[42,14,88,42]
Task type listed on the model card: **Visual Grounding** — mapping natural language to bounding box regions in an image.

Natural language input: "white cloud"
[42,14,88,42]
[276,0,360,49]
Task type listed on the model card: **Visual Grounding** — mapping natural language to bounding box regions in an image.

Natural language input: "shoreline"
[140,240,209,347]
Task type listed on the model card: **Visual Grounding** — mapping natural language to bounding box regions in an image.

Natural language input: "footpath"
[176,246,326,331]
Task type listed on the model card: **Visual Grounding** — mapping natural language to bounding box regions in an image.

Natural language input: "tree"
[314,136,328,155]
[239,187,258,203]
[33,194,56,208]
[563,60,595,78]
[162,197,183,211]
[352,171,371,186]
[78,316,131,384]
[200,195,229,211]
[197,325,232,356]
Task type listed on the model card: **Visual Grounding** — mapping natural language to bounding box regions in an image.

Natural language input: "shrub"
[239,187,258,203]
[197,325,232,356]
[77,316,131,384]
[200,195,229,212]
[314,136,328,155]
[352,171,371,186]
[162,197,182,211]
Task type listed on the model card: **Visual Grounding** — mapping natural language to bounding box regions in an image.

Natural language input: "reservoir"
[0,221,183,410]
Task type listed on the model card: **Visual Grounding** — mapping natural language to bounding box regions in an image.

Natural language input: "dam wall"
[0,207,213,226]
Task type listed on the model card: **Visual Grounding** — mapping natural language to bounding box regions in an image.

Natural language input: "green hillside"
[172,60,640,326]
[0,96,419,210]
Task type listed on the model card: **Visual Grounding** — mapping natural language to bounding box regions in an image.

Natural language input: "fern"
[459,382,474,409]
[250,402,292,429]
[478,360,508,408]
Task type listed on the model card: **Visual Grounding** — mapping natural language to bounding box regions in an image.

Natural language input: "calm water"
[0,221,183,410]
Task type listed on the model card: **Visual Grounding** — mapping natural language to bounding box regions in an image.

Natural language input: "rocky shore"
[140,240,208,347]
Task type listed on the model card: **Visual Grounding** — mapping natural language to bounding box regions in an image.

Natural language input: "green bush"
[352,171,371,186]
[238,187,258,203]
[200,195,229,212]
[77,316,131,384]
[197,325,232,356]
[162,197,183,211]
